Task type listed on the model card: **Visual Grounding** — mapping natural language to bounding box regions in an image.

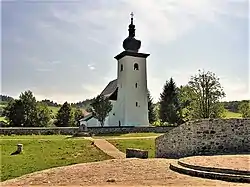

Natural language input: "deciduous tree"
[187,69,225,119]
[90,95,112,127]
[239,100,250,118]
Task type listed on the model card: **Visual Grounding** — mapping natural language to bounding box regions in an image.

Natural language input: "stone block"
[126,148,148,159]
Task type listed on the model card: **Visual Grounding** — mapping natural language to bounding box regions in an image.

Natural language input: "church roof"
[100,79,117,97]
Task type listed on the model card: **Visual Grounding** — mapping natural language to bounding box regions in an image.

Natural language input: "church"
[80,13,150,127]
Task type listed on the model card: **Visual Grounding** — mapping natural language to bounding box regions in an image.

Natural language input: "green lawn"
[108,138,155,158]
[224,110,242,118]
[0,136,111,181]
[0,116,8,123]
[94,132,163,139]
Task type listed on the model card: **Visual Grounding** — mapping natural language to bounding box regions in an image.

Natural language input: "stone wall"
[156,119,250,158]
[0,126,176,135]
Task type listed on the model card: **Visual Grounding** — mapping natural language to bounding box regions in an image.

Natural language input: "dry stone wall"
[156,119,250,158]
[0,126,175,135]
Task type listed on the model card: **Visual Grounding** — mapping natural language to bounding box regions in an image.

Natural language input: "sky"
[1,0,249,103]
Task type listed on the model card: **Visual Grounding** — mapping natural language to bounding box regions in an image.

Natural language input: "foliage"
[221,101,241,113]
[36,103,52,127]
[181,70,226,119]
[1,136,111,181]
[3,91,52,127]
[0,95,14,103]
[147,90,156,124]
[71,99,94,109]
[55,102,74,127]
[239,100,250,118]
[38,99,60,107]
[19,90,38,126]
[90,95,112,127]
[159,77,182,125]
[74,108,85,126]
[3,99,25,126]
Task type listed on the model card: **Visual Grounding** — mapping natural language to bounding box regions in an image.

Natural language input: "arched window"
[135,83,138,88]
[134,63,139,70]
[136,102,138,107]
[120,64,123,71]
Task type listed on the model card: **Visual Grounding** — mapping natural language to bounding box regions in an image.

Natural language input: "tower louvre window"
[134,63,139,70]
[121,64,123,71]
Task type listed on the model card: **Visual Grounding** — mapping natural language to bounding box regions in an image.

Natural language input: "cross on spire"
[130,12,134,19]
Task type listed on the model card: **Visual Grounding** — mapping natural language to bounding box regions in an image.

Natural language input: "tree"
[36,103,52,127]
[159,77,182,125]
[74,108,84,126]
[3,90,52,127]
[19,90,38,127]
[239,100,250,118]
[147,90,156,124]
[90,94,112,127]
[55,102,74,127]
[178,85,195,122]
[3,90,39,127]
[4,99,25,126]
[187,69,225,119]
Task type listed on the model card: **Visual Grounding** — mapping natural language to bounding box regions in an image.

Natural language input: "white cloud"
[87,64,96,70]
[2,0,248,103]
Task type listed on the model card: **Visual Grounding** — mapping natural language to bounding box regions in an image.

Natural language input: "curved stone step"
[178,160,250,176]
[169,161,250,183]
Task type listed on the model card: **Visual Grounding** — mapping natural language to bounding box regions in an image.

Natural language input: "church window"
[136,102,138,107]
[134,63,139,70]
[121,64,123,71]
[135,83,138,88]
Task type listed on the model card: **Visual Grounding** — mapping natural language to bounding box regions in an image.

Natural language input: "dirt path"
[2,158,248,187]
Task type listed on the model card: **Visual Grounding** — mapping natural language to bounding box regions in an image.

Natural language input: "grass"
[0,135,112,181]
[0,116,8,123]
[224,110,242,118]
[48,106,60,114]
[94,132,163,139]
[108,138,156,158]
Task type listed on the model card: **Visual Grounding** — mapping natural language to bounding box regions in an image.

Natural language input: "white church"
[80,13,150,127]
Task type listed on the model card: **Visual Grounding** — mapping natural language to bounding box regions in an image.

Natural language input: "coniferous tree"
[55,102,74,127]
[159,78,182,125]
[147,90,156,124]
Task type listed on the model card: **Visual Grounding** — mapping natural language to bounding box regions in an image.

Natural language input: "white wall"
[111,54,149,126]
[86,116,109,127]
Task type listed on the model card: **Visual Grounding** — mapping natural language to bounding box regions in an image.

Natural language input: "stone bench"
[126,148,148,159]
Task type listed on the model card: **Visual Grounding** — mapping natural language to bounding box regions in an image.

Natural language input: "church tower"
[113,13,150,126]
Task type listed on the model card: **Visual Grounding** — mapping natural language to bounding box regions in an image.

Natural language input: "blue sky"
[1,0,249,103]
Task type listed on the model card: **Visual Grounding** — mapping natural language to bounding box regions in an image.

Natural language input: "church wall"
[86,116,109,127]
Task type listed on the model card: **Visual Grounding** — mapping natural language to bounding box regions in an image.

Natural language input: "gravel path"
[2,158,248,187]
